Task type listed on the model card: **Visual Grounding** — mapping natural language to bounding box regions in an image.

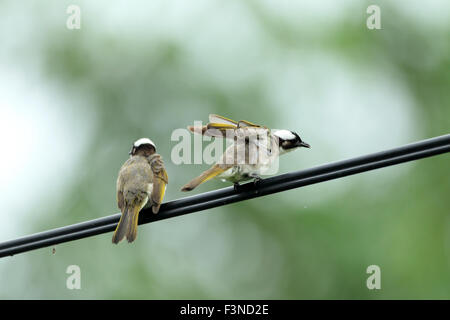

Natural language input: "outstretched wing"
[189,114,268,140]
[187,125,232,138]
[209,114,262,129]
[237,119,263,128]
[209,114,238,127]
[188,114,238,138]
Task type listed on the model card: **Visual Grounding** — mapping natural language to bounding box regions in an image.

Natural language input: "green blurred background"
[0,0,449,299]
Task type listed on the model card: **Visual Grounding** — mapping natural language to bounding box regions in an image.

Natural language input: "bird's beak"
[298,141,310,148]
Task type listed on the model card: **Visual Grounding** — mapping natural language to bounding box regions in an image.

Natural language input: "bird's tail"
[112,205,141,244]
[181,164,226,192]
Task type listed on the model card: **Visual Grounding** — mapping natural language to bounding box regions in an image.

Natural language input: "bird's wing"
[209,114,238,126]
[209,115,267,137]
[237,119,262,128]
[149,154,168,213]
[187,124,232,138]
[209,114,262,128]
[189,115,268,140]
[117,190,124,213]
[205,114,238,138]
[116,166,126,213]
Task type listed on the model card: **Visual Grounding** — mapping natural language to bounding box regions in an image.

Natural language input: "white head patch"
[134,138,156,148]
[273,129,296,141]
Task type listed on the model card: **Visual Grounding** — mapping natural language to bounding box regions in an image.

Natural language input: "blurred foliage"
[0,0,449,299]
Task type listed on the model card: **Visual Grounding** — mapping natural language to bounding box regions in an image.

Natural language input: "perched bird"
[181,114,310,191]
[112,138,168,244]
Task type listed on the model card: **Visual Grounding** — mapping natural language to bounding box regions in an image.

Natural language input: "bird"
[112,138,168,244]
[181,114,310,192]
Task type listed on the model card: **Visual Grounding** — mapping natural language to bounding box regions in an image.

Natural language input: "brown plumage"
[112,140,168,244]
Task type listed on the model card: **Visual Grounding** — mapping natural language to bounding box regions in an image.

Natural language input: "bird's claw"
[253,176,262,187]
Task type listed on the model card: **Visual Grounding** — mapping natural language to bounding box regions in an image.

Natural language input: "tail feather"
[181,165,227,192]
[112,209,128,244]
[112,205,140,244]
[126,206,140,243]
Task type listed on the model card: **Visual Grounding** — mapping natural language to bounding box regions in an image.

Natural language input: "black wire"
[1,134,449,258]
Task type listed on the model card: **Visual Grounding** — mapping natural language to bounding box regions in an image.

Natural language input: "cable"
[0,134,449,258]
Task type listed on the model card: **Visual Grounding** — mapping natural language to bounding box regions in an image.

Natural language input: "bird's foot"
[253,176,262,187]
[233,183,241,191]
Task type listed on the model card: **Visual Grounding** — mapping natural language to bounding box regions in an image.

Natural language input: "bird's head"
[273,130,310,154]
[129,138,156,157]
